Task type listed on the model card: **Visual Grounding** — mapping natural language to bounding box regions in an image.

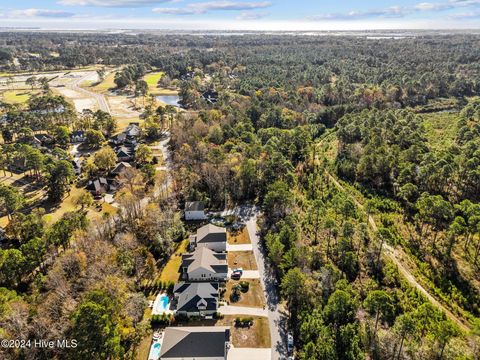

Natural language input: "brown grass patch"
[228,228,251,244]
[224,279,265,308]
[217,316,271,348]
[228,251,258,270]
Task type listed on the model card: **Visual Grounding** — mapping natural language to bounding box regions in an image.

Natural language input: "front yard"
[228,251,258,270]
[217,316,271,348]
[224,279,265,308]
[227,228,251,244]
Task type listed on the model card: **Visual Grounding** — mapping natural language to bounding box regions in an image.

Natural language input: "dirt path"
[326,172,471,332]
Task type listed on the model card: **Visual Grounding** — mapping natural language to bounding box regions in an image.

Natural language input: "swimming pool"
[152,293,170,315]
[148,342,161,360]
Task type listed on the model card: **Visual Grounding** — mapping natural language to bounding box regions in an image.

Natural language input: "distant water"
[156,95,181,107]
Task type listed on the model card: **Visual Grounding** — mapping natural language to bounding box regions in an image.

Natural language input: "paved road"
[67,73,111,113]
[245,209,286,360]
[219,305,268,317]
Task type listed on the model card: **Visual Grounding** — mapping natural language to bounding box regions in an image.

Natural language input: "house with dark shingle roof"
[189,224,227,253]
[86,177,109,196]
[115,146,134,162]
[184,201,206,221]
[181,247,228,282]
[172,282,219,317]
[111,161,132,176]
[160,326,230,359]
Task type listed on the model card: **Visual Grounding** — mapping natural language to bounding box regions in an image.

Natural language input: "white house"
[184,201,207,221]
[160,326,230,360]
[189,224,227,253]
[181,247,228,282]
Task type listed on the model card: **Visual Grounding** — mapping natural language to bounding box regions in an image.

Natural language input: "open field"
[0,90,39,104]
[228,228,251,244]
[422,111,460,150]
[228,251,258,270]
[217,316,271,348]
[158,239,189,282]
[224,279,265,308]
[90,71,116,93]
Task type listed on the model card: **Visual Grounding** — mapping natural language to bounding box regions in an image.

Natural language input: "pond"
[156,95,181,107]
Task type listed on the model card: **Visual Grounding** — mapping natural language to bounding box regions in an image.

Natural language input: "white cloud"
[236,11,269,20]
[153,1,272,15]
[308,0,480,21]
[8,8,75,18]
[58,0,175,7]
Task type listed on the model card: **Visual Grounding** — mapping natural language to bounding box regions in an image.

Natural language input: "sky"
[1,0,480,30]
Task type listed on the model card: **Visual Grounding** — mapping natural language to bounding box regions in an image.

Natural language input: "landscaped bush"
[235,317,253,328]
[151,313,172,326]
[239,281,250,293]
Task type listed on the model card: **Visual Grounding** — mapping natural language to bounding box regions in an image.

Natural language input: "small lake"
[156,95,181,107]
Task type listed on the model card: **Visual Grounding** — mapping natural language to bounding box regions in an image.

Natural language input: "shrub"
[239,281,250,293]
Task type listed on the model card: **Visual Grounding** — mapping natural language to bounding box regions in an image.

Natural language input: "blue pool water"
[155,294,170,313]
[148,342,161,360]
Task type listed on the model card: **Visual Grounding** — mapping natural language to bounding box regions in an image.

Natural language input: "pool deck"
[148,332,164,360]
[151,293,174,316]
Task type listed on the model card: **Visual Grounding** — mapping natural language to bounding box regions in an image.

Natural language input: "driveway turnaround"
[228,347,271,360]
[227,244,253,251]
[218,305,268,317]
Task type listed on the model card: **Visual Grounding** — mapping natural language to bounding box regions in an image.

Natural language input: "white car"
[287,333,294,353]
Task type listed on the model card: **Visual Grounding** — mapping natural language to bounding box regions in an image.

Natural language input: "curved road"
[67,72,111,113]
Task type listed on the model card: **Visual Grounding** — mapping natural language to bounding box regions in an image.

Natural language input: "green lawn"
[422,111,460,151]
[144,71,164,89]
[90,72,116,93]
[1,90,38,104]
[158,239,189,282]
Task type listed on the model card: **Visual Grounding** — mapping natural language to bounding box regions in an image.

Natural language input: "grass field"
[144,71,164,89]
[1,90,39,104]
[90,72,116,93]
[422,111,460,151]
[158,239,189,282]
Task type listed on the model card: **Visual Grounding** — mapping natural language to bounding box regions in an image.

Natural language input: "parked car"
[232,267,243,274]
[231,271,242,280]
[287,332,294,353]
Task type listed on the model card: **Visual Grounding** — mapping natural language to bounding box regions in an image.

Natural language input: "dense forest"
[1,31,480,359]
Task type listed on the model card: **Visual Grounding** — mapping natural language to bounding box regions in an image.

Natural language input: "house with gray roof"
[172,282,219,317]
[181,247,228,282]
[189,224,227,252]
[184,201,206,221]
[160,326,230,359]
[111,161,131,175]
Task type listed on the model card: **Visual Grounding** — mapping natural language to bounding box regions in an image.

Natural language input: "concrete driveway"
[227,244,253,251]
[228,347,271,360]
[228,269,260,279]
[218,305,268,317]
